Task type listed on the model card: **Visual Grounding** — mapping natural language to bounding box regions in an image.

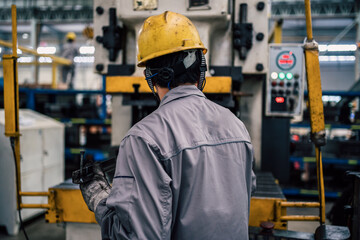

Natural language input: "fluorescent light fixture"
[17,49,22,54]
[17,56,33,63]
[74,56,94,63]
[39,57,52,63]
[37,46,56,54]
[0,47,2,54]
[79,46,95,55]
[319,55,355,62]
[322,95,341,103]
[22,33,29,39]
[319,44,357,52]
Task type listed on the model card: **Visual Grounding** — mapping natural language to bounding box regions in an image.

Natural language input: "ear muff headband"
[145,49,207,96]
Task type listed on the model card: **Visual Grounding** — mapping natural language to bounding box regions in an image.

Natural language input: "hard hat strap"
[198,51,207,91]
[145,69,160,101]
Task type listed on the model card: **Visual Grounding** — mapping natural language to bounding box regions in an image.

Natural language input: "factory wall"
[320,63,355,91]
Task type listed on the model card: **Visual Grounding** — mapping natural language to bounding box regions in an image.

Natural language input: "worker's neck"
[156,83,196,101]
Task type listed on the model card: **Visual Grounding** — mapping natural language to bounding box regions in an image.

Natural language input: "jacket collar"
[159,85,205,107]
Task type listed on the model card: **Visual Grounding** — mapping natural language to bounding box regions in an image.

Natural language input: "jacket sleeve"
[95,135,173,240]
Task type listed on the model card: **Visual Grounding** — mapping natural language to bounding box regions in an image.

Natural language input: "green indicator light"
[286,72,293,80]
[271,72,278,80]
[278,72,285,80]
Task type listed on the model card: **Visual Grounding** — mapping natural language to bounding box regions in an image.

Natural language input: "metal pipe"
[20,191,50,196]
[316,147,326,223]
[11,6,17,57]
[280,215,320,221]
[52,63,57,89]
[304,0,313,41]
[274,19,283,44]
[20,203,51,209]
[303,0,326,225]
[10,4,22,211]
[0,39,72,65]
[280,202,320,208]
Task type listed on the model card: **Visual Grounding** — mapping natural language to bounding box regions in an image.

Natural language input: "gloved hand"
[80,162,111,212]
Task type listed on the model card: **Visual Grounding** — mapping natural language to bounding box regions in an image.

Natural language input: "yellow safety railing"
[0,36,71,89]
[2,5,52,211]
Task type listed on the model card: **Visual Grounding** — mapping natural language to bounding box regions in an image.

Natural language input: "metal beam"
[271,0,356,19]
[0,7,93,22]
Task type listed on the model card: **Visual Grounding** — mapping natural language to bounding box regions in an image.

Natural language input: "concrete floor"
[0,201,335,239]
[0,214,65,240]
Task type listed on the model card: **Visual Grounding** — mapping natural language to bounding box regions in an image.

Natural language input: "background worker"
[80,11,256,239]
[61,32,78,89]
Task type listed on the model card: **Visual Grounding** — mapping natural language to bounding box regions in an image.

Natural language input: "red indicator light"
[292,134,300,142]
[282,54,290,59]
[275,97,285,103]
[279,59,294,65]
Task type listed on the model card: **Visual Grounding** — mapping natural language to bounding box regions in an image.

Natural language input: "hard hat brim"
[137,46,207,67]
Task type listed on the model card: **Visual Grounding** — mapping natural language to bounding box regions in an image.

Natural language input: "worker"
[61,32,78,89]
[80,11,256,239]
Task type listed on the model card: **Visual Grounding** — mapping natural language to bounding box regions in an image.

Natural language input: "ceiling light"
[74,56,94,63]
[318,44,357,52]
[37,46,56,54]
[22,33,29,39]
[79,46,95,55]
[39,57,52,63]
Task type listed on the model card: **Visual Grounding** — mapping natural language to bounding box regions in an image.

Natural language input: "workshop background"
[0,0,359,239]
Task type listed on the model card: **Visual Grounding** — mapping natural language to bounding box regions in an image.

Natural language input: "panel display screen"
[276,51,296,70]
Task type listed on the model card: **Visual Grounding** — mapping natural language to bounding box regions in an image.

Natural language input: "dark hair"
[67,39,74,43]
[146,50,201,89]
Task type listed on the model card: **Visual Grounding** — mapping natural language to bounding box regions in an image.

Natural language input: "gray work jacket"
[61,42,79,62]
[96,85,256,240]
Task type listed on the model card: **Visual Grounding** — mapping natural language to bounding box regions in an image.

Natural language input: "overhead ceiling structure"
[271,0,359,44]
[271,0,357,19]
[0,0,93,23]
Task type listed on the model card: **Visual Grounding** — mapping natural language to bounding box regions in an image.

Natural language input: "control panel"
[265,44,305,117]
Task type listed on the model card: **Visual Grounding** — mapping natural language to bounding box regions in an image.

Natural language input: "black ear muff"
[158,67,174,82]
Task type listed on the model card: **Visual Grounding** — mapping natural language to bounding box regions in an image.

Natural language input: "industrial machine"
[94,0,268,163]
[266,44,305,117]
[1,1,353,239]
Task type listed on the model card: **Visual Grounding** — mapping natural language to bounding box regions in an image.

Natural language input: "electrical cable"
[10,137,30,240]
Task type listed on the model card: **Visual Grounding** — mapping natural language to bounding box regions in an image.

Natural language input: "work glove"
[80,162,111,212]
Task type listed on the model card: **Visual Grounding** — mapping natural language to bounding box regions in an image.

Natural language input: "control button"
[286,72,293,80]
[294,73,300,79]
[271,89,277,95]
[278,72,285,80]
[279,81,284,87]
[294,81,299,87]
[293,89,299,95]
[289,98,295,111]
[271,72,278,80]
[278,90,284,95]
[286,89,291,95]
[286,82,292,87]
[271,81,277,87]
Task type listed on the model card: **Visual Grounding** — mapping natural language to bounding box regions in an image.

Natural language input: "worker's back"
[129,85,255,239]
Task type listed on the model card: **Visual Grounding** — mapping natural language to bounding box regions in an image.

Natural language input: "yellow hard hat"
[66,32,76,41]
[137,11,207,67]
